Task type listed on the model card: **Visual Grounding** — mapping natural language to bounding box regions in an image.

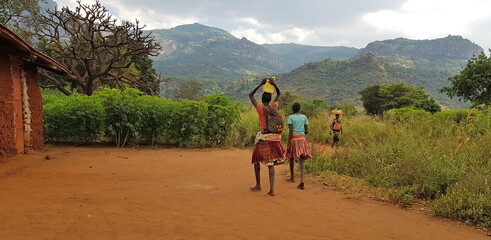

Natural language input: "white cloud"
[235,18,263,28]
[231,16,314,44]
[52,0,491,51]
[53,0,199,29]
[231,26,314,45]
[53,0,96,9]
[363,0,491,39]
[286,27,314,43]
[230,28,267,44]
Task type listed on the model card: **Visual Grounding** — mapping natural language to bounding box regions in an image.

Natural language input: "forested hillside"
[225,52,471,108]
[149,24,482,108]
[226,53,391,104]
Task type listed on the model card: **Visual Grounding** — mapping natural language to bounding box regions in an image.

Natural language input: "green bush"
[41,88,68,105]
[94,88,145,147]
[415,98,441,113]
[43,88,241,148]
[166,99,209,147]
[433,172,491,228]
[138,95,173,145]
[203,94,242,146]
[384,107,430,121]
[43,93,105,144]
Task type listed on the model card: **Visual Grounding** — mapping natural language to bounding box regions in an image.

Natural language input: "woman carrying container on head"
[248,77,285,196]
[330,109,343,148]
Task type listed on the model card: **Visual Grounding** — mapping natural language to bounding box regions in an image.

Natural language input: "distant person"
[286,102,311,190]
[249,78,285,196]
[330,113,343,148]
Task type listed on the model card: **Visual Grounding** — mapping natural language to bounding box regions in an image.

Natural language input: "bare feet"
[297,182,304,190]
[267,191,275,196]
[249,186,261,191]
[286,178,294,182]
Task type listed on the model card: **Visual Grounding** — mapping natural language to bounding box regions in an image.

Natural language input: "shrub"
[94,88,145,147]
[43,88,242,148]
[415,98,441,114]
[43,93,105,144]
[166,99,209,148]
[41,88,68,105]
[385,107,430,121]
[203,94,242,146]
[433,172,491,228]
[138,95,172,145]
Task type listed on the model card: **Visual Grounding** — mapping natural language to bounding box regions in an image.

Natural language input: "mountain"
[150,23,482,108]
[40,0,57,11]
[226,53,392,104]
[358,35,483,62]
[225,50,474,108]
[262,43,358,71]
[149,23,283,85]
[150,23,359,83]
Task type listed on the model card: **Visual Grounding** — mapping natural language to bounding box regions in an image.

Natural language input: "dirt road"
[0,147,487,239]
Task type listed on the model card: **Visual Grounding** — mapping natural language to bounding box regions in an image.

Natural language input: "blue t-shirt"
[287,113,309,135]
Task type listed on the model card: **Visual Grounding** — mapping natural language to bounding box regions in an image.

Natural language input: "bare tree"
[37,1,162,95]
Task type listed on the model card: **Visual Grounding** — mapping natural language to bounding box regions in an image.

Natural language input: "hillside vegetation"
[149,24,482,108]
[225,52,465,107]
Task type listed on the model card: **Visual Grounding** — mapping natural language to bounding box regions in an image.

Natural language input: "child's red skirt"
[286,134,311,159]
[252,140,285,166]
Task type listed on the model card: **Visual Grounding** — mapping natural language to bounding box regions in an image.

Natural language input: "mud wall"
[24,62,44,149]
[0,54,16,157]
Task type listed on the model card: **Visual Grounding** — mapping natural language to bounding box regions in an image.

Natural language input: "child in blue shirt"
[286,102,312,190]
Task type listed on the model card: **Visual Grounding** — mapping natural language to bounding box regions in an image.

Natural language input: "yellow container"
[263,77,275,93]
[331,109,344,115]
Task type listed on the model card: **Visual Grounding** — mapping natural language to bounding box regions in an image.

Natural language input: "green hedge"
[43,88,241,148]
[43,93,105,144]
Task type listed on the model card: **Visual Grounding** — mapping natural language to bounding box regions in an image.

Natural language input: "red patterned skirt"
[286,134,312,159]
[252,140,285,166]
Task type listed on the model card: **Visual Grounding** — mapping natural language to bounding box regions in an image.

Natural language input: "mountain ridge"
[147,23,483,107]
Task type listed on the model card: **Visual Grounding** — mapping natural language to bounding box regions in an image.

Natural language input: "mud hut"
[0,24,69,158]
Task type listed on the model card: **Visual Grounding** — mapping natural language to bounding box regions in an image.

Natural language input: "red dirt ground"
[0,146,487,240]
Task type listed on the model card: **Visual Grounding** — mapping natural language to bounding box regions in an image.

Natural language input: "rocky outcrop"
[358,36,483,59]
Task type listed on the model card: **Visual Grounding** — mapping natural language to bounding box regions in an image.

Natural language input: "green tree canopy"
[360,83,435,115]
[440,50,491,105]
[359,85,384,115]
[379,83,429,110]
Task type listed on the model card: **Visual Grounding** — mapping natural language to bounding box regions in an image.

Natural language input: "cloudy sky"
[53,0,491,51]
